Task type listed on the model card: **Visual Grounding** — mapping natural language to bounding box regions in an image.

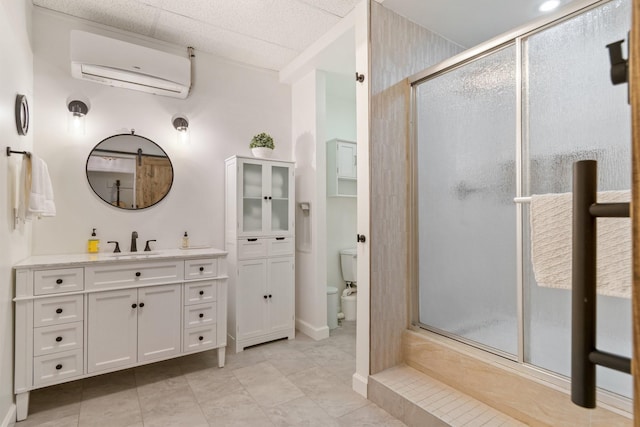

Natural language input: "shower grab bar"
[571,160,631,409]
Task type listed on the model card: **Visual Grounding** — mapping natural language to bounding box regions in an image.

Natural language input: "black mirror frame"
[85,133,174,210]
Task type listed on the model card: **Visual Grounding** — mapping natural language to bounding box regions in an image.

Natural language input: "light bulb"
[539,0,560,12]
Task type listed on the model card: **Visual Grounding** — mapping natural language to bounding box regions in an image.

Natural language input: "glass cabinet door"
[269,165,291,234]
[239,159,293,236]
[241,162,264,234]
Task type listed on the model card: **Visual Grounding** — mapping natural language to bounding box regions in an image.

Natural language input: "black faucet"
[130,231,138,252]
[144,240,156,252]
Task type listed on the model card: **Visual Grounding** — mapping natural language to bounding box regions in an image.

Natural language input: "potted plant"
[250,132,275,158]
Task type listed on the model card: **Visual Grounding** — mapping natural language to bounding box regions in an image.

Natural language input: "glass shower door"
[415,44,518,357]
[522,0,632,398]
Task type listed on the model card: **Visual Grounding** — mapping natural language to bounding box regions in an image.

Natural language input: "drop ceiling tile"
[33,0,158,35]
[154,12,299,70]
[296,0,361,17]
[151,0,340,51]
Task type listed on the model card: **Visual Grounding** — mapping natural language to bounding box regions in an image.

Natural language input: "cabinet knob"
[199,290,204,296]
[199,266,204,272]
[55,308,63,314]
[264,295,268,299]
[55,336,63,342]
[198,336,204,341]
[135,272,141,277]
[268,294,272,299]
[139,302,145,308]
[56,279,63,284]
[55,364,62,370]
[264,196,268,200]
[199,313,204,318]
[131,303,137,309]
[268,196,272,200]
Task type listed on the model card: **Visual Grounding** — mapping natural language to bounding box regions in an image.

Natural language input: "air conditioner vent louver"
[70,30,190,99]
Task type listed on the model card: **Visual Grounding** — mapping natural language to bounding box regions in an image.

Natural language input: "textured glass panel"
[416,44,517,356]
[242,163,263,232]
[523,0,631,397]
[271,166,289,231]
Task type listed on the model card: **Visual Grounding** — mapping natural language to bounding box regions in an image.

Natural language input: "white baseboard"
[352,372,368,398]
[296,319,329,341]
[1,404,16,427]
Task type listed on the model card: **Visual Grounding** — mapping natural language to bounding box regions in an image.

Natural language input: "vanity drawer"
[34,268,84,295]
[267,237,293,257]
[34,322,83,356]
[184,281,217,305]
[33,349,83,387]
[183,326,216,352]
[85,261,184,290]
[184,303,216,329]
[238,239,267,259]
[34,295,83,327]
[185,258,218,280]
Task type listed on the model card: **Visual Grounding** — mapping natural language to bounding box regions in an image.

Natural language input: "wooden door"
[135,156,172,208]
[632,0,640,423]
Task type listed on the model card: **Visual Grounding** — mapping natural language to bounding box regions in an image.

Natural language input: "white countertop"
[14,247,227,269]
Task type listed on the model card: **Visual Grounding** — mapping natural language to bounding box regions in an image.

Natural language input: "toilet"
[339,248,357,321]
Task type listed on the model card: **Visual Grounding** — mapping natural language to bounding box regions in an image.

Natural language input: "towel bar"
[513,196,531,203]
[571,160,631,409]
[6,146,30,157]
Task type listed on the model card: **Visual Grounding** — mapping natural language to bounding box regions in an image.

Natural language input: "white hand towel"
[530,191,630,298]
[28,155,56,217]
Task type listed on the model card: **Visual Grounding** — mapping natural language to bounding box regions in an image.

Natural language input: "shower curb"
[369,364,526,427]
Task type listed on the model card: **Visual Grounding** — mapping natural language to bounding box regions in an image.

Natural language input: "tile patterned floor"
[16,321,406,427]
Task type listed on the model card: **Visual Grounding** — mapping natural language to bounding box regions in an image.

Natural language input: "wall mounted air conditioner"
[70,30,191,99]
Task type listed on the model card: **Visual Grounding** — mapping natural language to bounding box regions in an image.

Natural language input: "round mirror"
[86,133,174,210]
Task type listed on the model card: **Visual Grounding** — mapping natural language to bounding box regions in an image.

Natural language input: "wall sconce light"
[67,100,89,135]
[172,114,189,143]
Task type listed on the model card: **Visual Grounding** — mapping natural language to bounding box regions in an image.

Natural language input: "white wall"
[31,8,292,255]
[325,72,357,298]
[0,1,33,425]
[292,69,329,339]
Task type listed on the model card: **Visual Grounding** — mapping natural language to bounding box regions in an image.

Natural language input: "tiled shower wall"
[369,1,463,374]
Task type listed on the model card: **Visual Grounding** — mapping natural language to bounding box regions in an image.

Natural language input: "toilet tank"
[339,248,357,283]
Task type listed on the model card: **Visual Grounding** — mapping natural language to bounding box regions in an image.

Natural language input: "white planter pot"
[251,147,273,158]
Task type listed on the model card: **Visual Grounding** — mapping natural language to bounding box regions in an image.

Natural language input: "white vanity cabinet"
[225,156,295,352]
[87,284,182,373]
[327,139,357,197]
[13,249,227,421]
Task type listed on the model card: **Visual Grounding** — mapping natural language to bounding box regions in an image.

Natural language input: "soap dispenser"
[182,231,189,249]
[88,228,100,253]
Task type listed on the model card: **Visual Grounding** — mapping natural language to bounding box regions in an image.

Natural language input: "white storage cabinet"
[327,139,357,197]
[225,155,295,352]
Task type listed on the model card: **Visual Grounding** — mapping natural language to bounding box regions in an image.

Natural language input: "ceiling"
[32,0,580,72]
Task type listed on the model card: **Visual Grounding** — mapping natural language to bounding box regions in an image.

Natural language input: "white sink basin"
[104,251,162,259]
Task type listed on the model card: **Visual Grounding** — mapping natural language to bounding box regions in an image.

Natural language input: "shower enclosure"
[411,0,632,404]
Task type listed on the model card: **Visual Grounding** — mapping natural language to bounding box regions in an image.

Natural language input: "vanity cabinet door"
[88,289,137,373]
[137,284,181,362]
